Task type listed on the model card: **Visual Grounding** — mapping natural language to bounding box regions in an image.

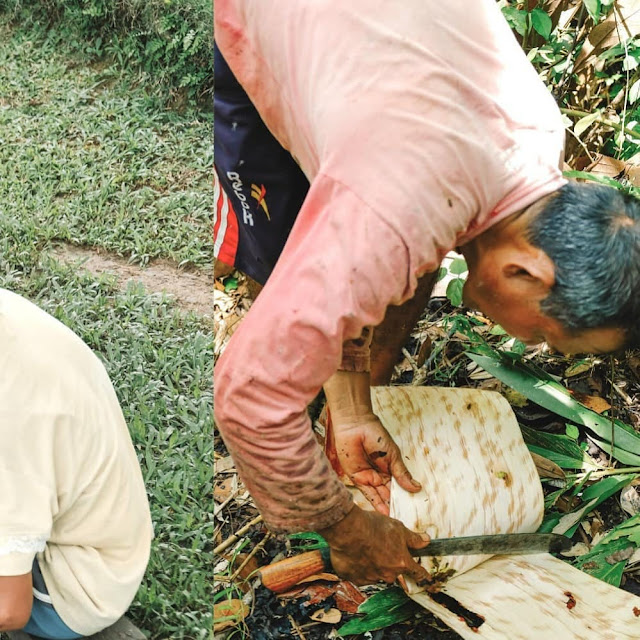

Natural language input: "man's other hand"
[316,505,431,586]
[332,412,421,514]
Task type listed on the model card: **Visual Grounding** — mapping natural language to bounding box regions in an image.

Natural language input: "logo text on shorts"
[226,171,254,226]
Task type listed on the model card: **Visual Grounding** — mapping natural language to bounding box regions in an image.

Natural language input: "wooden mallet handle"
[259,548,331,593]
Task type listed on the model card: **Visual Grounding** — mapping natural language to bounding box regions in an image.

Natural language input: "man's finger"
[357,483,389,515]
[407,529,431,551]
[388,448,422,492]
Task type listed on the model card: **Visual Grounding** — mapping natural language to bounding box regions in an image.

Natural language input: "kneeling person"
[0,289,153,638]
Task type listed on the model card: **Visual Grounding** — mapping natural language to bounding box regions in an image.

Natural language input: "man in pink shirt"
[214,0,639,586]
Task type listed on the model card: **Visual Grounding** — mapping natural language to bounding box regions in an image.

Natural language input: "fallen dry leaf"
[291,583,335,607]
[299,572,340,585]
[213,599,249,633]
[310,608,342,624]
[564,361,593,378]
[214,455,236,474]
[503,387,529,408]
[214,476,237,503]
[574,0,640,73]
[606,546,635,564]
[334,581,366,614]
[621,485,640,516]
[570,391,611,414]
[416,336,433,368]
[530,452,566,480]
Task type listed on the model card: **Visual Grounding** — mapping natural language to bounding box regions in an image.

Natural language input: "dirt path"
[52,244,212,316]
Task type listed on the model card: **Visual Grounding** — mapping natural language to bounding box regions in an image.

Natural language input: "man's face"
[463,274,626,355]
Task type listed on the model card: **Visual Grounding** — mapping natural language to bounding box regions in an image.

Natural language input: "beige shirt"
[214,0,566,533]
[0,289,153,635]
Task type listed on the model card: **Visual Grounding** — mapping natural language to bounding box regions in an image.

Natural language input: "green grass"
[0,19,213,640]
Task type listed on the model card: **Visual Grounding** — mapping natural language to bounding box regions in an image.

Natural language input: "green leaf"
[554,475,636,538]
[583,0,601,22]
[574,536,634,586]
[448,257,468,275]
[223,276,238,292]
[357,587,410,614]
[288,532,328,550]
[581,475,634,502]
[337,588,418,636]
[446,278,464,307]
[574,110,601,137]
[521,425,598,470]
[562,170,625,190]
[466,353,640,462]
[502,6,529,37]
[597,514,640,546]
[565,424,580,440]
[589,436,640,465]
[437,266,448,282]
[531,8,552,40]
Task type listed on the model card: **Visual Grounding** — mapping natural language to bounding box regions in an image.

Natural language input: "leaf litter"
[213,2,640,634]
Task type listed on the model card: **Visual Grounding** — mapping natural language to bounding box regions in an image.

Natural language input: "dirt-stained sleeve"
[213,175,416,532]
[339,327,372,373]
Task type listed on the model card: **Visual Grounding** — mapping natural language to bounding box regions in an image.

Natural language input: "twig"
[214,486,241,517]
[402,348,421,375]
[609,356,616,467]
[214,515,263,556]
[560,108,640,141]
[610,381,634,406]
[228,532,273,583]
[288,615,308,640]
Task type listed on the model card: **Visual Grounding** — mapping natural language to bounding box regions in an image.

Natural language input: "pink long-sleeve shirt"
[214,0,566,533]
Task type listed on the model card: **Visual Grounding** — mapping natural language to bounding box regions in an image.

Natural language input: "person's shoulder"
[0,289,108,407]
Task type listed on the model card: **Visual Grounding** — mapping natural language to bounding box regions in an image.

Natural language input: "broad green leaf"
[337,587,417,636]
[589,436,640,465]
[583,0,601,22]
[531,8,552,40]
[448,257,468,275]
[337,602,417,636]
[574,536,634,586]
[583,558,627,586]
[542,476,636,537]
[466,353,640,461]
[526,444,596,470]
[437,266,448,282]
[581,475,634,502]
[597,514,640,546]
[521,425,598,469]
[357,587,410,614]
[446,278,464,307]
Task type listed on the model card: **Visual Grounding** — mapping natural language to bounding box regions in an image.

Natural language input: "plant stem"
[561,107,640,141]
[575,467,640,480]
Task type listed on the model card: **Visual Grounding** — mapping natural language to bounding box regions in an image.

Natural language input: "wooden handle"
[259,549,330,593]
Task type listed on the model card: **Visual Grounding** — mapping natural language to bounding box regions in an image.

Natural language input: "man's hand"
[316,505,431,586]
[333,412,421,514]
[323,369,421,514]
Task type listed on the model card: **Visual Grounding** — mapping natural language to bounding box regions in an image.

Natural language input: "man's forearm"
[323,370,374,424]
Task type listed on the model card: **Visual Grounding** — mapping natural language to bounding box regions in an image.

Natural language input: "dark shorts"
[23,558,83,639]
[213,44,310,286]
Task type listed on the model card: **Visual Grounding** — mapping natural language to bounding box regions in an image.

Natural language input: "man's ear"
[501,249,555,295]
